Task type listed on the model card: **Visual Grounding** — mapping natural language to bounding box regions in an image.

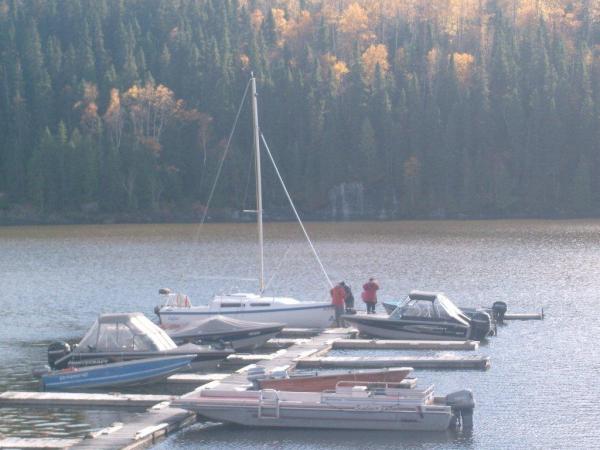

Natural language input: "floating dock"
[0,327,496,449]
[0,391,174,409]
[296,355,491,370]
[331,339,479,350]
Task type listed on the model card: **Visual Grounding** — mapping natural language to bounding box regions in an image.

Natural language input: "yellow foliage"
[283,10,313,42]
[453,52,475,88]
[321,53,349,89]
[427,48,440,82]
[339,3,373,42]
[271,8,287,33]
[239,53,250,70]
[361,44,389,84]
[333,60,350,81]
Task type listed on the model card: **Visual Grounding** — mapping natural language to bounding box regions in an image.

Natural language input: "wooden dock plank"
[295,355,491,370]
[166,373,230,385]
[72,407,195,450]
[0,437,81,449]
[0,392,173,409]
[279,328,323,337]
[332,339,479,350]
[260,338,311,349]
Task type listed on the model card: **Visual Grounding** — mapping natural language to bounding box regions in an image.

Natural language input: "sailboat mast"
[251,75,265,293]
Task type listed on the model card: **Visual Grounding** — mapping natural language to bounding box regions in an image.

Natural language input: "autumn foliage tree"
[1,0,600,219]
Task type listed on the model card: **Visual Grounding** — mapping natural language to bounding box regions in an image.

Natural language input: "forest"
[1,0,600,221]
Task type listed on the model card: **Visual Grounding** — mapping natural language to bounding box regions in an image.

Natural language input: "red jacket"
[361,281,379,303]
[330,285,346,306]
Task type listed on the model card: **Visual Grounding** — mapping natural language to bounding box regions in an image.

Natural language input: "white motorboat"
[174,381,475,431]
[155,75,334,329]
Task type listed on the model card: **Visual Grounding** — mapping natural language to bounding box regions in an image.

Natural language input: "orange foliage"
[361,44,389,84]
[453,52,475,88]
[239,53,250,70]
[251,9,264,31]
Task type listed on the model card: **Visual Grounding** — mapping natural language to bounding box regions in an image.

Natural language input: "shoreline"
[1,208,599,227]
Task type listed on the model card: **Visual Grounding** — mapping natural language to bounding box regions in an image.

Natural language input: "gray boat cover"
[167,315,284,339]
[77,312,177,353]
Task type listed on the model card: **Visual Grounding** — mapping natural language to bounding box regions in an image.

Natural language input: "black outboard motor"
[446,389,475,429]
[491,301,508,322]
[47,341,71,370]
[469,311,492,340]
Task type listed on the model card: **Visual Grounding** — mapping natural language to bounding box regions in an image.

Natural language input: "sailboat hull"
[158,303,334,329]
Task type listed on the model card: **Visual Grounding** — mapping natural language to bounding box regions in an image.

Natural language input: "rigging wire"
[260,132,334,289]
[194,78,252,241]
[179,78,252,284]
[262,242,294,293]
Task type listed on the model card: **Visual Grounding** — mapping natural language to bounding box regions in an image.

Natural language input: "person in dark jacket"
[340,281,354,313]
[361,277,379,314]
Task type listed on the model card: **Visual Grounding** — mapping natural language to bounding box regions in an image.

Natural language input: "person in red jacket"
[361,277,379,314]
[330,282,347,327]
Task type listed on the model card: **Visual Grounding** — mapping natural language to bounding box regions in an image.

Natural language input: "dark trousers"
[334,305,345,327]
[366,302,376,314]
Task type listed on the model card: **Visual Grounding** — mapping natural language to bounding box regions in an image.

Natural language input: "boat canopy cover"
[167,315,283,339]
[76,313,177,353]
[390,292,469,326]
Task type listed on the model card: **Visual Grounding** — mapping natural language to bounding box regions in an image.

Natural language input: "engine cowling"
[469,311,492,340]
[47,341,71,370]
[492,301,508,322]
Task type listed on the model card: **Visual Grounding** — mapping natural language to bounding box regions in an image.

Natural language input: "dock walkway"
[0,327,494,449]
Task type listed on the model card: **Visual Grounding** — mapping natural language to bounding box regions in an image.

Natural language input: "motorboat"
[164,315,284,351]
[383,299,508,323]
[343,291,492,341]
[174,382,475,431]
[154,76,335,330]
[40,354,195,391]
[249,367,414,392]
[156,290,334,330]
[46,313,233,372]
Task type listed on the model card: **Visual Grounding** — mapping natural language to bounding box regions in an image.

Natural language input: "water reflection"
[155,422,475,450]
[1,220,599,447]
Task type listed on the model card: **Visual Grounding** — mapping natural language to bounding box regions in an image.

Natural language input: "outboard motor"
[445,389,475,430]
[47,341,71,370]
[469,311,492,340]
[246,366,267,389]
[491,301,508,322]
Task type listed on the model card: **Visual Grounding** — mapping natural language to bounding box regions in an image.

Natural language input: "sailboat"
[155,76,334,329]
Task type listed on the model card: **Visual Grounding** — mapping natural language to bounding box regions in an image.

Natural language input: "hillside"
[1,0,600,221]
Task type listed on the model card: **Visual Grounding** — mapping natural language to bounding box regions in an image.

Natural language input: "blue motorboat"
[47,313,232,372]
[41,354,194,391]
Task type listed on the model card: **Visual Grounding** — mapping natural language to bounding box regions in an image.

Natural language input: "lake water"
[0,220,599,448]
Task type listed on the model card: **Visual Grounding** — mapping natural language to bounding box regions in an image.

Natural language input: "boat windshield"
[390,294,469,326]
[77,313,177,353]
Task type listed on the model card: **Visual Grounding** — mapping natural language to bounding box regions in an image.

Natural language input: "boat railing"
[258,389,280,419]
[331,381,435,400]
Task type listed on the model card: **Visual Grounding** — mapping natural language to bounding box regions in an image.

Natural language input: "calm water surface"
[1,220,599,448]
